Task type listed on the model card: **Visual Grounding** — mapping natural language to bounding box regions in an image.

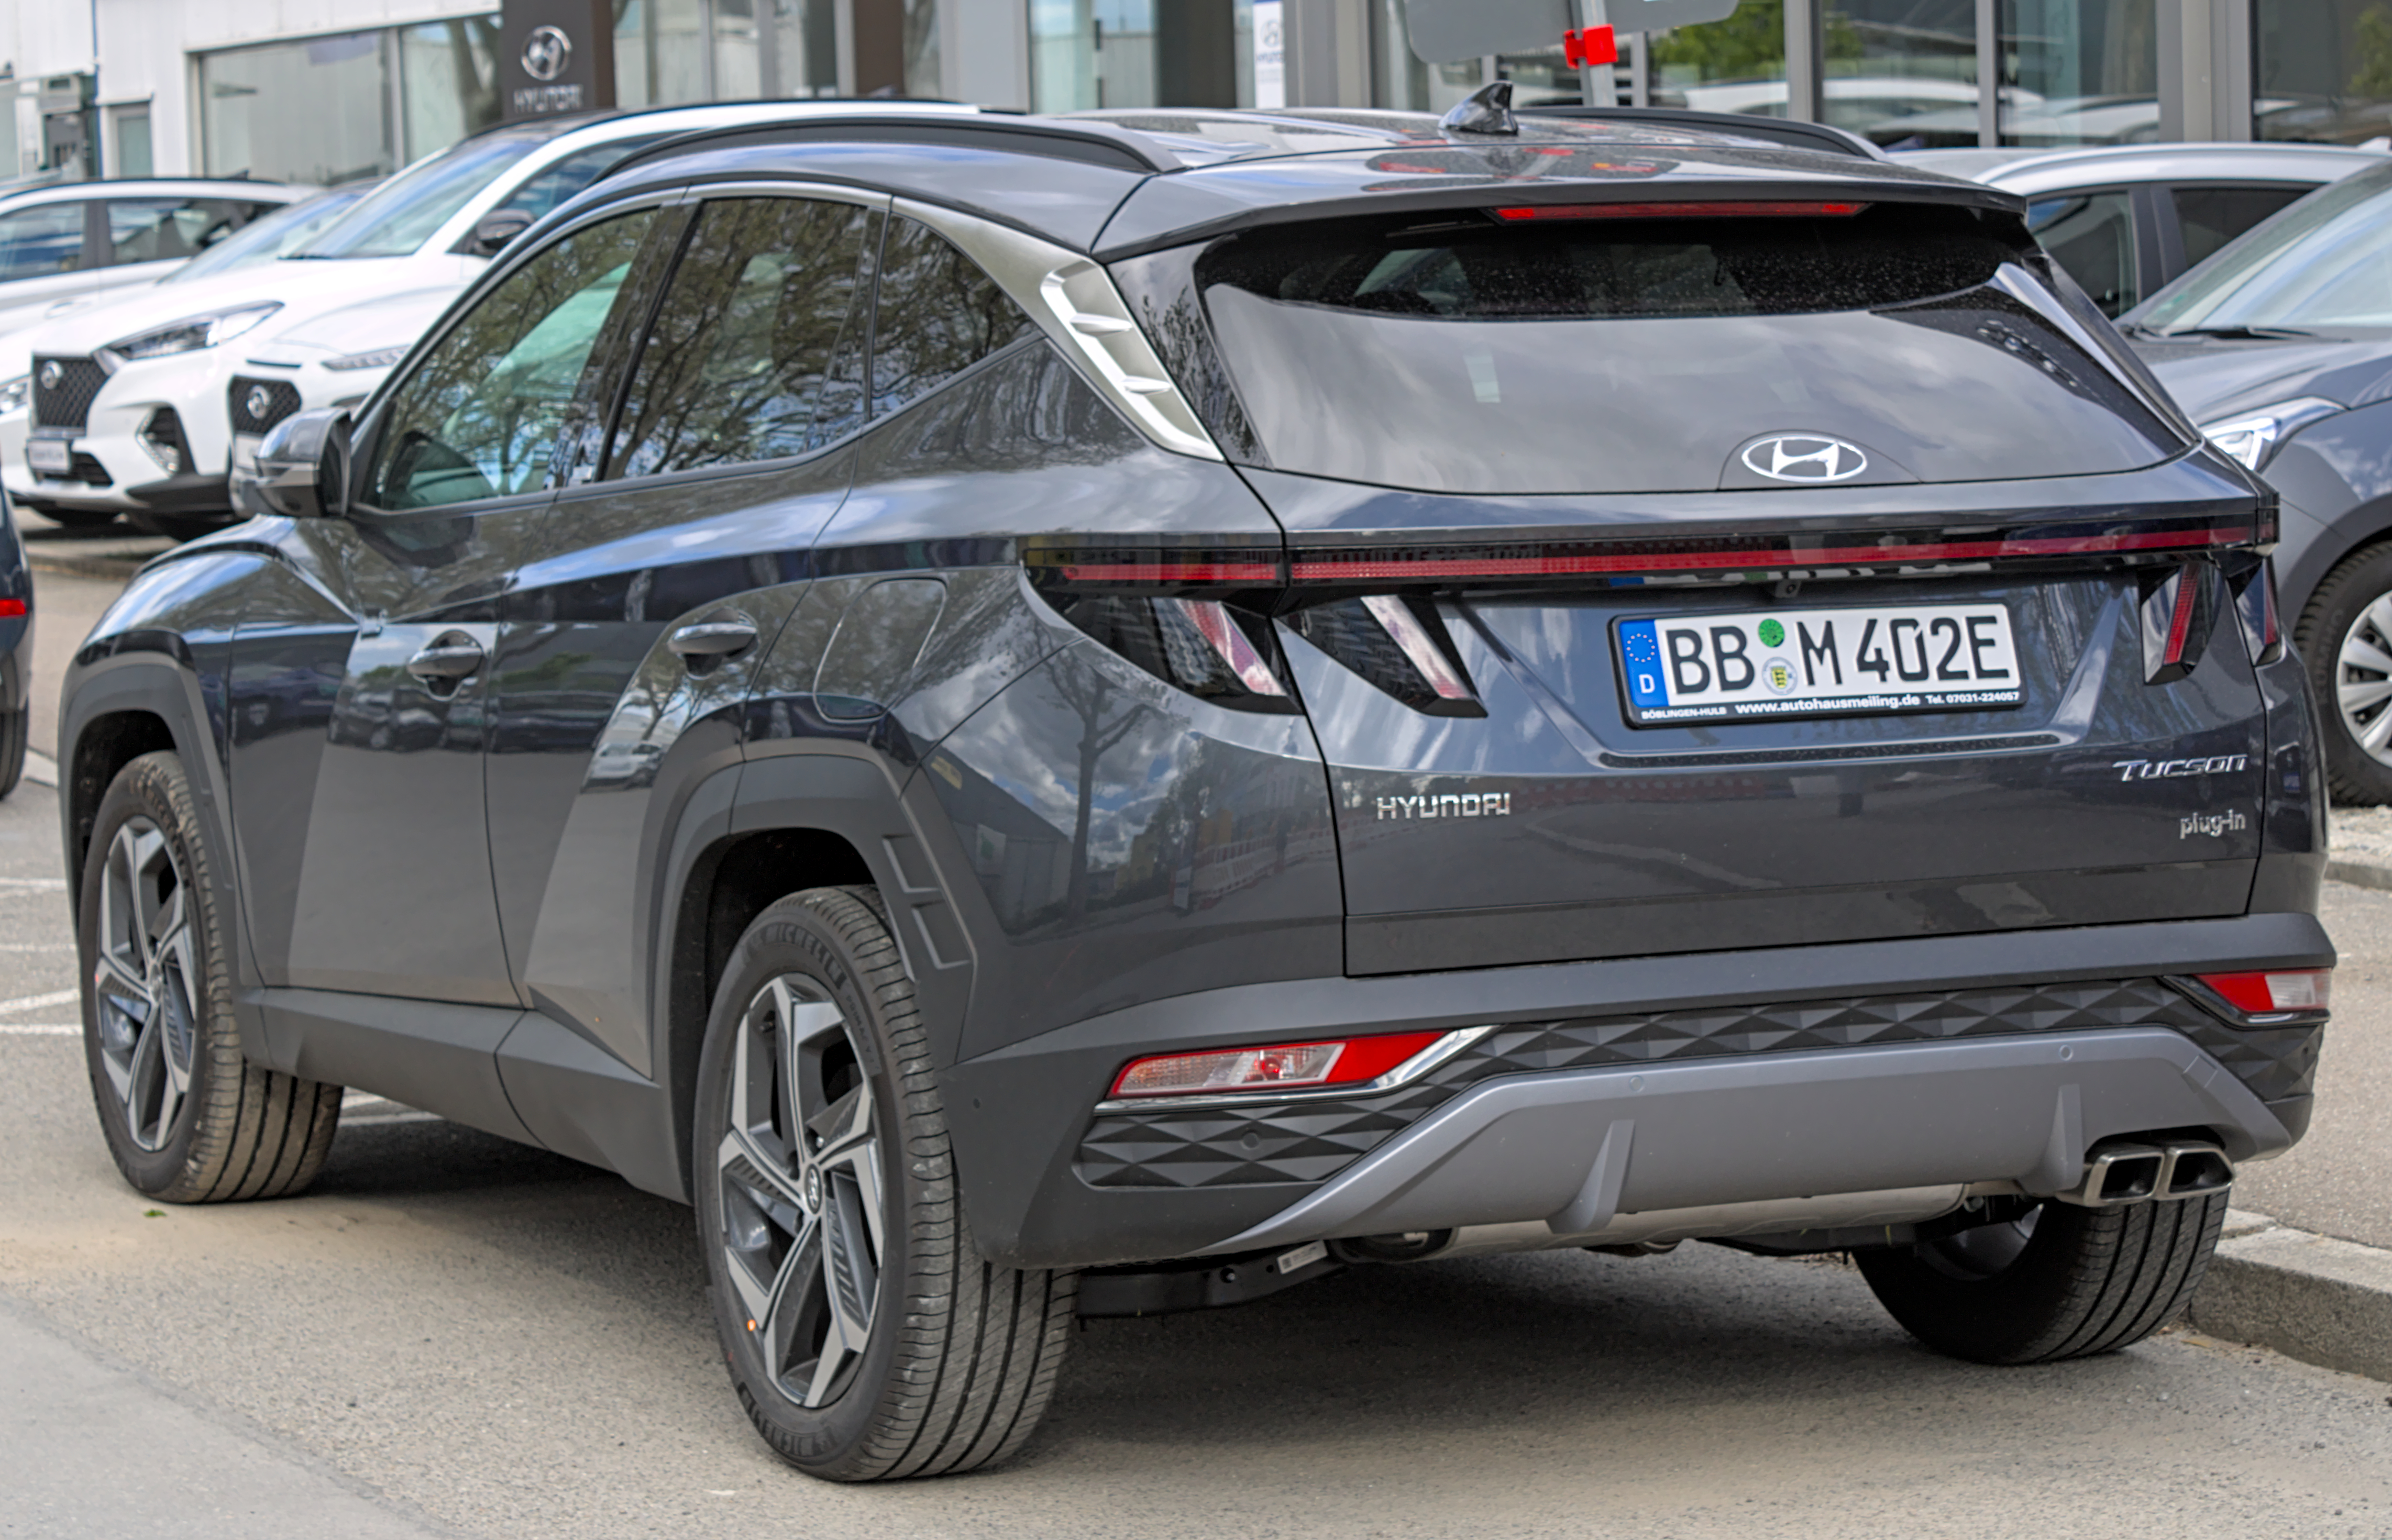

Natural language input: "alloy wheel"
[91,817,200,1151]
[2336,592,2392,765]
[714,974,887,1410]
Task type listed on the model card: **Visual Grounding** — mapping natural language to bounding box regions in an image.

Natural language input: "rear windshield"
[1145,205,2180,494]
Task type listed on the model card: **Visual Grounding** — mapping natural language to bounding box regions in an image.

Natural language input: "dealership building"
[0,1,2384,187]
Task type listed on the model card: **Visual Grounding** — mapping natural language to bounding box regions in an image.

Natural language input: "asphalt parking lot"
[6,551,2392,1539]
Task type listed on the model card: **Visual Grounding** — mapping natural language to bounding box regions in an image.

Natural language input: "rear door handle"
[404,637,486,681]
[668,616,759,662]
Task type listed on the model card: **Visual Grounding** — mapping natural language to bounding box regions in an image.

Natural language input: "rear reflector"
[2197,969,2332,1014]
[0,599,22,618]
[1492,201,1870,221]
[1109,1031,1447,1100]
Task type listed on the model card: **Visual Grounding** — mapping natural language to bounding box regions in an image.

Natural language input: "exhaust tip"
[2159,1142,2234,1200]
[2053,1138,2235,1208]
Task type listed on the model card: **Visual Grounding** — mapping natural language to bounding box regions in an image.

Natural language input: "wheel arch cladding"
[665,823,878,1193]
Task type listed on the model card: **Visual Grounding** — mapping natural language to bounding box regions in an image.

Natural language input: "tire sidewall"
[78,752,224,1196]
[2298,544,2392,803]
[693,893,914,1475]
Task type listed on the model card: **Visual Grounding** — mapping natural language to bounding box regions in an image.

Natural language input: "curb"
[2327,857,2392,894]
[2186,1210,2392,1383]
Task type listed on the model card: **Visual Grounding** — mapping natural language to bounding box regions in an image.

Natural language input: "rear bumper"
[939,911,2331,1269]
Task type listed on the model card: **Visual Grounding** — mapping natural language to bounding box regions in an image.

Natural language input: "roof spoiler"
[1524,106,1887,161]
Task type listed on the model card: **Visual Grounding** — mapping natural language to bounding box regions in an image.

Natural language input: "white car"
[224,286,458,516]
[3,101,974,540]
[0,178,308,331]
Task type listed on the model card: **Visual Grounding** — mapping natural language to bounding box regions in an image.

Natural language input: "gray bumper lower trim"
[1199,1029,2290,1255]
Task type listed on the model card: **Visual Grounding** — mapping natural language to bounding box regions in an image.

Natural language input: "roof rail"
[601,113,1177,184]
[1524,106,1884,160]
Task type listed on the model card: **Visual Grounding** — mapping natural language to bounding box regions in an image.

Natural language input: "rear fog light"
[2196,969,2332,1014]
[1109,1031,1447,1100]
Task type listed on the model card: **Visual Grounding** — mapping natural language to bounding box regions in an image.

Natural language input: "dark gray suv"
[58,100,2332,1481]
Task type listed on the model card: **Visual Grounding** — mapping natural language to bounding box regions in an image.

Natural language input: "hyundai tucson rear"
[75,104,2329,1482]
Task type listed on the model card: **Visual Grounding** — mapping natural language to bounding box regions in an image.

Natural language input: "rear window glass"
[1164,205,2180,495]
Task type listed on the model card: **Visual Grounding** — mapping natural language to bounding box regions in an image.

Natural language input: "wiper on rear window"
[2158,324,2317,341]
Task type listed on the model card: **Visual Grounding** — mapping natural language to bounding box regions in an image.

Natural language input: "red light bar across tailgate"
[1493,201,1871,221]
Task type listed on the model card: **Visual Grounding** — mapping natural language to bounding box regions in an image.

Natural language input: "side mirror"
[467,208,535,257]
[253,408,352,519]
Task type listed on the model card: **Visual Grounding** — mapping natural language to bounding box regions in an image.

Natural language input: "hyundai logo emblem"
[244,385,273,423]
[1743,434,1870,484]
[37,361,61,391]
[522,25,572,82]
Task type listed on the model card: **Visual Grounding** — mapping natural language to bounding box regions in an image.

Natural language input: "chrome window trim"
[891,195,1223,462]
[1090,1025,1495,1115]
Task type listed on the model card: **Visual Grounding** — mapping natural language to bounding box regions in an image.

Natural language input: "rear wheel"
[79,751,342,1201]
[1855,1194,2226,1364]
[695,887,1075,1481]
[2297,542,2392,804]
[0,706,24,799]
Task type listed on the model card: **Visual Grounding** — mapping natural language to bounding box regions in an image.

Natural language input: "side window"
[0,204,87,282]
[2173,184,2309,271]
[2027,189,2139,316]
[868,216,1040,416]
[103,197,264,265]
[367,210,657,511]
[607,197,876,479]
[500,137,668,225]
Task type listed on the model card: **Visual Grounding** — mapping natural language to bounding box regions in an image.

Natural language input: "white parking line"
[0,989,81,1014]
[0,943,72,950]
[0,1025,76,1036]
[22,750,56,788]
[0,878,68,890]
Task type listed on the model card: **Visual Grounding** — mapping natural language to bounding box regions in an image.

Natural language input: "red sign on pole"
[1562,25,1618,68]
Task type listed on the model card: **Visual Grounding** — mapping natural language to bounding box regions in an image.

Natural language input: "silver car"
[1903,142,2385,315]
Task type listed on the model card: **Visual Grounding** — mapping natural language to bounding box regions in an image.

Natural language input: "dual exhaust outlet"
[2054,1138,2234,1209]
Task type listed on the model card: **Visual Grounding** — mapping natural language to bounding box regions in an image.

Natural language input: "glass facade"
[1649,0,1789,119]
[1828,1,1978,148]
[201,21,500,185]
[2257,0,2392,145]
[1031,0,1251,111]
[1999,0,2157,146]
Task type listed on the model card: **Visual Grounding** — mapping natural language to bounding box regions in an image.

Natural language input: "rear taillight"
[2139,564,2218,685]
[1045,591,1295,712]
[1289,596,1482,717]
[0,599,23,618]
[2230,560,2285,667]
[1108,1030,1448,1100]
[2195,969,2331,1015]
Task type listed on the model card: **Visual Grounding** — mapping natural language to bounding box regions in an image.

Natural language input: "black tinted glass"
[2027,190,2138,315]
[368,211,656,510]
[103,197,272,265]
[2173,184,2307,270]
[608,197,875,479]
[868,216,1039,415]
[1184,207,2175,494]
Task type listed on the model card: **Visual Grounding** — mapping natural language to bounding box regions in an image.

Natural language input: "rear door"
[487,189,880,1069]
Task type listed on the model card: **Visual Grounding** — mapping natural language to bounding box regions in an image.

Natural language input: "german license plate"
[1616,604,2023,725]
[25,439,70,475]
